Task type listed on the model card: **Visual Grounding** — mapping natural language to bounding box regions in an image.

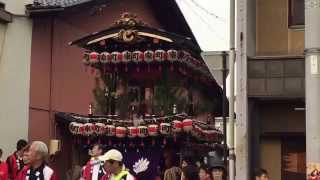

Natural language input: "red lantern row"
[83,50,206,71]
[69,119,195,138]
[192,124,223,142]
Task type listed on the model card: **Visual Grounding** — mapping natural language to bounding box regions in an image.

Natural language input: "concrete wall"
[0,16,32,158]
[248,58,305,97]
[256,0,304,55]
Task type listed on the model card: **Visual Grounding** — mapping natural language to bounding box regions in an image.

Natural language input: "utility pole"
[305,0,320,177]
[228,0,236,178]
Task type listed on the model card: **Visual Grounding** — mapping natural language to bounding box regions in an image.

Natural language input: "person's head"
[254,168,269,180]
[17,139,28,153]
[27,141,48,166]
[0,148,3,159]
[199,165,210,180]
[210,167,224,180]
[99,149,123,174]
[91,144,104,157]
[22,145,31,164]
[181,165,199,180]
[181,160,189,169]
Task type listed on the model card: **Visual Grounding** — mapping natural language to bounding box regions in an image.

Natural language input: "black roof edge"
[26,4,65,17]
[148,0,202,53]
[0,8,12,23]
[69,25,201,57]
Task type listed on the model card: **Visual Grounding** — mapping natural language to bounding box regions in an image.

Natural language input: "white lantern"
[182,119,193,132]
[144,50,154,63]
[83,52,90,65]
[122,51,132,63]
[100,52,111,64]
[160,123,171,135]
[111,52,122,64]
[105,125,116,137]
[167,49,178,62]
[84,123,95,136]
[172,120,182,133]
[127,126,138,138]
[95,123,106,135]
[137,126,148,138]
[154,49,166,62]
[132,51,144,63]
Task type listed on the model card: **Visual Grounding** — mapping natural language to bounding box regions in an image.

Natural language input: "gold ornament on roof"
[113,12,147,27]
[117,29,138,42]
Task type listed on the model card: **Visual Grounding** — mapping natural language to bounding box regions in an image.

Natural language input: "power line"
[189,0,226,22]
[184,0,226,41]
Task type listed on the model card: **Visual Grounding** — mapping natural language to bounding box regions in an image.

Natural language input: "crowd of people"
[0,140,269,180]
[0,139,57,180]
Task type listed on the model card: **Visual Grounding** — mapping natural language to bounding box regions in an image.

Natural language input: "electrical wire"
[183,0,226,41]
[189,0,226,22]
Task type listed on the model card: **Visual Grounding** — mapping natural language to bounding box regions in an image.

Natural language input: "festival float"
[55,13,225,179]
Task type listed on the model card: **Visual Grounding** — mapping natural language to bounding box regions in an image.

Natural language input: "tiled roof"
[33,0,92,8]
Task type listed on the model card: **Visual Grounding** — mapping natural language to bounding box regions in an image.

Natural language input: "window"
[288,0,305,28]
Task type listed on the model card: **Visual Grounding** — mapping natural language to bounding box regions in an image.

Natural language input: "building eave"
[0,8,12,23]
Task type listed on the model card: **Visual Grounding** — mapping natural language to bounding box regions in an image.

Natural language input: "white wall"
[0,16,32,158]
[1,0,33,15]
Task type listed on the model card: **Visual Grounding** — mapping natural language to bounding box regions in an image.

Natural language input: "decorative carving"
[117,29,138,42]
[113,12,147,27]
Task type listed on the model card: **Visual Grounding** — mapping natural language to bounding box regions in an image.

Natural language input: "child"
[199,165,210,180]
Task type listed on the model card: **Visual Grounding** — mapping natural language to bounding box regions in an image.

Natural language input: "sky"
[175,0,230,52]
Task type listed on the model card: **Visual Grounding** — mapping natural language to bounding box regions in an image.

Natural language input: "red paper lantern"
[95,123,106,135]
[89,52,99,64]
[122,51,132,63]
[182,119,193,132]
[116,127,126,138]
[83,52,90,65]
[148,124,158,136]
[167,49,178,62]
[105,125,116,137]
[132,51,144,63]
[144,50,154,63]
[100,52,111,64]
[137,126,148,138]
[172,120,182,133]
[154,49,166,62]
[127,126,138,138]
[160,123,171,135]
